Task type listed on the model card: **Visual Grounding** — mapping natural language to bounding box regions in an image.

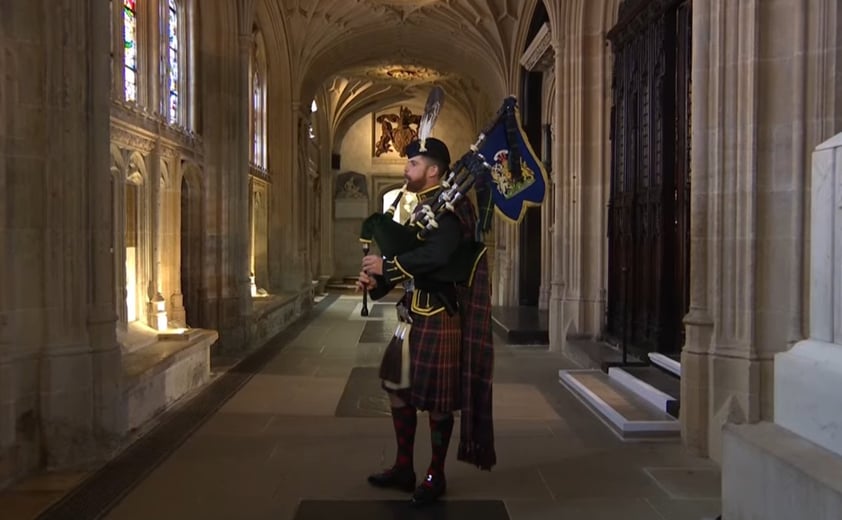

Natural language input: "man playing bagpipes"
[357,89,547,507]
[357,130,497,508]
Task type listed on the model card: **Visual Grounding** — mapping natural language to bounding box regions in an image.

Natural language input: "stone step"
[608,366,680,418]
[648,352,682,377]
[559,368,680,440]
[491,306,549,345]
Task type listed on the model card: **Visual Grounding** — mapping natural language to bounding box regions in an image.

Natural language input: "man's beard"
[404,176,426,193]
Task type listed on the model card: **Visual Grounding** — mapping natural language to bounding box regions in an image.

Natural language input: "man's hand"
[356,270,377,292]
[361,255,384,276]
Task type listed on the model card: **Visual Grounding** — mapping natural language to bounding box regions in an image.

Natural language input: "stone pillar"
[200,0,253,348]
[544,0,617,351]
[539,127,553,311]
[273,103,309,292]
[708,0,763,463]
[166,153,187,327]
[498,223,518,306]
[236,2,255,336]
[1,0,121,483]
[318,148,336,293]
[557,2,583,343]
[680,0,715,456]
[146,143,167,330]
[548,30,565,352]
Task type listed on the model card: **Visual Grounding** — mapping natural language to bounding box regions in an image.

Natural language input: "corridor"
[5,294,721,519]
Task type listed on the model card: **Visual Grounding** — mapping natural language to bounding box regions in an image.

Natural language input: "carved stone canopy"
[520,23,554,72]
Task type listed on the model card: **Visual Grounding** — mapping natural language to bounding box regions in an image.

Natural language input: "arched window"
[123,0,138,102]
[250,29,267,168]
[166,0,181,123]
[309,100,317,140]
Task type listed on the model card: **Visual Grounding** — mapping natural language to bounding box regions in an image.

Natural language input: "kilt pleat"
[388,308,461,412]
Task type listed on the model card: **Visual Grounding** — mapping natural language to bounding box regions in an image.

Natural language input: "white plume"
[418,86,444,151]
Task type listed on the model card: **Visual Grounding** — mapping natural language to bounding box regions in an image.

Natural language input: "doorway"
[605,0,692,358]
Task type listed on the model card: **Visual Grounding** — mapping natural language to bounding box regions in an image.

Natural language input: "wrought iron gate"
[606,0,692,358]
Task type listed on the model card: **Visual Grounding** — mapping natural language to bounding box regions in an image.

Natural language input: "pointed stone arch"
[179,161,205,327]
[113,150,154,334]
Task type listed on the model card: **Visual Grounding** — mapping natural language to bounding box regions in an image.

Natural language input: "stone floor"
[1,293,722,519]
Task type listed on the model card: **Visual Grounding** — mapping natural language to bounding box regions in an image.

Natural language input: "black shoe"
[367,466,416,492]
[410,473,447,507]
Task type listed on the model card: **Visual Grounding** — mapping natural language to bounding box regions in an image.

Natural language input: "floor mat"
[293,499,510,519]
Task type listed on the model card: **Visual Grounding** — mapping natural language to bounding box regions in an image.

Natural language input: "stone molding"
[520,22,554,72]
[111,100,204,159]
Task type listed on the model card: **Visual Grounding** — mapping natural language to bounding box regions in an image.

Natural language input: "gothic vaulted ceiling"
[274,0,539,138]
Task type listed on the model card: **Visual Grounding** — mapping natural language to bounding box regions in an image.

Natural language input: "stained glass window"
[123,0,138,102]
[251,34,267,167]
[167,0,180,122]
[252,71,264,165]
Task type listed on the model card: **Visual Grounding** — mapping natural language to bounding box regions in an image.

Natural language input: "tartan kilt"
[386,307,461,412]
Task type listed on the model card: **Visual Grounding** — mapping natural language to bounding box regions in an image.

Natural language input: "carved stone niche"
[520,22,554,72]
[334,171,369,219]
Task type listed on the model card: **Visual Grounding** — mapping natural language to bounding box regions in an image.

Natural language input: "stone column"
[558,1,583,343]
[273,103,308,292]
[267,102,298,293]
[200,0,253,348]
[545,0,617,350]
[318,146,335,294]
[578,1,615,337]
[680,0,715,456]
[705,0,762,463]
[86,0,122,444]
[236,1,255,339]
[547,0,587,352]
[539,132,552,311]
[166,153,187,327]
[1,0,121,483]
[146,142,167,330]
[548,30,565,352]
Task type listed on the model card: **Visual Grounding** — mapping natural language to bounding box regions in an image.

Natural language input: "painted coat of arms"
[374,106,420,157]
[489,149,536,198]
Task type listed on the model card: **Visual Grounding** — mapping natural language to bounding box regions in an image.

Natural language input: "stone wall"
[681,0,842,460]
[1,0,121,486]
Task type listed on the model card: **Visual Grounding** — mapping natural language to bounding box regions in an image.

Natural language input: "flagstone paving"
[1,294,722,519]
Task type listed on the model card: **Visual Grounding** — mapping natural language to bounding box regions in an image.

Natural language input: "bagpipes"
[359,185,487,286]
[359,94,548,288]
